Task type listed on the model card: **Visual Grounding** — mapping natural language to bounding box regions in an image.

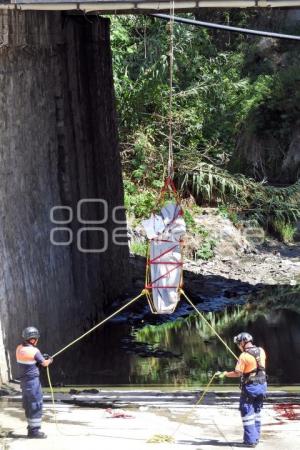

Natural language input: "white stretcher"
[142,203,186,314]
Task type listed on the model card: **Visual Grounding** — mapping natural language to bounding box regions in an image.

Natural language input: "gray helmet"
[234,332,253,345]
[22,326,40,341]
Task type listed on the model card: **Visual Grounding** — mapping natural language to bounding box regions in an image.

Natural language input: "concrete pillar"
[0,11,128,382]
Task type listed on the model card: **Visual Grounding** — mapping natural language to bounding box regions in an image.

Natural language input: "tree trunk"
[0,10,129,383]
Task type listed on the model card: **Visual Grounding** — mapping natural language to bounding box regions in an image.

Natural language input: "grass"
[272,219,297,243]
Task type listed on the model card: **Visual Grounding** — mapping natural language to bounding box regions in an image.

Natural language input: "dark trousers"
[21,377,43,434]
[239,382,267,445]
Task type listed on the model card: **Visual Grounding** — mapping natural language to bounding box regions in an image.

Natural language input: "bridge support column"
[0,11,128,383]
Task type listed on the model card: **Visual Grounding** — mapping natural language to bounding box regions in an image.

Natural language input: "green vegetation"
[218,205,239,226]
[179,162,300,236]
[110,13,300,242]
[124,182,157,219]
[129,240,148,257]
[195,238,217,261]
[272,219,297,244]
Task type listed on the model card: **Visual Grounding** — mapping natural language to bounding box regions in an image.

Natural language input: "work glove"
[215,371,227,379]
[43,353,54,364]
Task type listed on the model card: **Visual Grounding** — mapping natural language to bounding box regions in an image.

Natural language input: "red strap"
[158,176,180,206]
[146,285,181,289]
[150,261,183,265]
[161,176,177,194]
[149,263,182,285]
[150,244,178,263]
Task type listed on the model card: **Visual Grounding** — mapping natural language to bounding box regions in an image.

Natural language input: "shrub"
[195,238,217,261]
[125,189,157,218]
[130,240,148,257]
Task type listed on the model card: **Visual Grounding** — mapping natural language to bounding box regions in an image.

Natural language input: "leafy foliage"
[124,181,157,218]
[111,15,274,176]
[110,13,300,240]
[178,162,300,236]
[195,238,217,261]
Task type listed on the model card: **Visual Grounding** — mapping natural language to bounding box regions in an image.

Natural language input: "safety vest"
[16,344,38,365]
[242,346,267,385]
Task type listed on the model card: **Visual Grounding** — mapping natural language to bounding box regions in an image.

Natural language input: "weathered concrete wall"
[0,11,128,382]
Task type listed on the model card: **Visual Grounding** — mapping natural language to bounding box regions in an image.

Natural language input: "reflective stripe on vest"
[16,345,38,365]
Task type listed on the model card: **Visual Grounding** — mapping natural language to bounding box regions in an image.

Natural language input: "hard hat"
[22,326,40,341]
[234,332,253,345]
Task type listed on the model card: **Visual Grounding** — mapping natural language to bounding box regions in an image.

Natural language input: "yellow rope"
[148,371,218,443]
[147,291,238,443]
[46,366,59,428]
[180,289,238,361]
[47,291,146,434]
[171,371,218,437]
[46,282,237,440]
[52,290,145,358]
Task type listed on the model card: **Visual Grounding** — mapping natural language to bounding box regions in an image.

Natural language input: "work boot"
[27,430,47,439]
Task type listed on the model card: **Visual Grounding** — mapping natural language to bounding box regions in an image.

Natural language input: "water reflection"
[132,285,300,385]
[46,285,300,386]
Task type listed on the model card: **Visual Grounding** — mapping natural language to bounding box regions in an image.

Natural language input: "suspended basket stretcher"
[141,178,186,314]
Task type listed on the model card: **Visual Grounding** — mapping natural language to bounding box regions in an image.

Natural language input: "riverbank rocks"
[128,209,299,296]
[194,213,253,257]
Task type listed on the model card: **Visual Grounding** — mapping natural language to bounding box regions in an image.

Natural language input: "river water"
[46,284,300,387]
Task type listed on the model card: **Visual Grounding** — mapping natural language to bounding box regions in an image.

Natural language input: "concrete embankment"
[1,389,300,449]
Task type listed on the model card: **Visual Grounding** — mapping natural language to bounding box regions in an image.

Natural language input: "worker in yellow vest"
[217,332,267,448]
[16,327,53,438]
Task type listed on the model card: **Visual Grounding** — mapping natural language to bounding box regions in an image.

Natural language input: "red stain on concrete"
[274,404,300,421]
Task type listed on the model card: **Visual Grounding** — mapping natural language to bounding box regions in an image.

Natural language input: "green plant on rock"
[195,238,217,261]
[130,240,148,257]
[183,210,196,231]
[218,205,239,226]
[111,14,272,183]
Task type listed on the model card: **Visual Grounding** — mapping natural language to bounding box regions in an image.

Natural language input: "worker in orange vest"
[16,327,53,438]
[217,332,267,448]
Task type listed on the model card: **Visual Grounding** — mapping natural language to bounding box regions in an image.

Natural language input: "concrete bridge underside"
[1,0,300,13]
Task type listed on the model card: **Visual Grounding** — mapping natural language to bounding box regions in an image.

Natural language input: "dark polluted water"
[45,284,300,387]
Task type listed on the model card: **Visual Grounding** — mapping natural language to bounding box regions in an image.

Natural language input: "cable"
[152,13,300,42]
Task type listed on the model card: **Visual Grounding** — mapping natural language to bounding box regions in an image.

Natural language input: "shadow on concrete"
[177,438,251,447]
[3,430,27,439]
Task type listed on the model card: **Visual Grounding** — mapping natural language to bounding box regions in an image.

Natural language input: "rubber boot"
[27,430,47,439]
